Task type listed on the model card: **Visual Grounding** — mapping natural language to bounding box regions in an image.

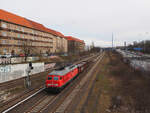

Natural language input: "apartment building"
[0,9,67,55]
[65,36,85,54]
[53,31,68,53]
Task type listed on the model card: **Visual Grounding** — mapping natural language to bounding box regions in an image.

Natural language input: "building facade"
[0,20,54,55]
[53,31,68,53]
[65,36,85,54]
[0,9,68,55]
[0,9,84,56]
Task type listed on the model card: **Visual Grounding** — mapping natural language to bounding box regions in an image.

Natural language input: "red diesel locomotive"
[45,61,87,92]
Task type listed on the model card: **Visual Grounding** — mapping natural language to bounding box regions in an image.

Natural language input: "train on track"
[45,61,88,92]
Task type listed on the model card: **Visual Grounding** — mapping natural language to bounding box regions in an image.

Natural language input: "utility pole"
[124,41,127,51]
[112,33,114,50]
[144,40,146,53]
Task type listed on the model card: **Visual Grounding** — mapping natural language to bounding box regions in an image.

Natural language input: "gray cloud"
[1,0,150,47]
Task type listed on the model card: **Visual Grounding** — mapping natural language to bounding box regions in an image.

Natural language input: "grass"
[81,52,112,113]
[84,51,150,113]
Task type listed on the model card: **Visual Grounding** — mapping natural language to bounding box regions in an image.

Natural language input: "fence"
[0,57,40,65]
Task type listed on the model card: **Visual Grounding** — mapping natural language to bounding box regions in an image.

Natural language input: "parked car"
[42,53,48,57]
[0,54,12,58]
[0,55,3,58]
[19,53,25,57]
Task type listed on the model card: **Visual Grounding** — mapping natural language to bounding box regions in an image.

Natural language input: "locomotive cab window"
[54,77,59,80]
[48,77,52,80]
[60,77,62,80]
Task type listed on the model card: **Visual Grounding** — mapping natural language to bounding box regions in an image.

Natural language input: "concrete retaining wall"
[0,62,44,83]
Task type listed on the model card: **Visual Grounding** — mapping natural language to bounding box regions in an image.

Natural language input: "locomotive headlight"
[54,84,58,86]
[47,84,58,86]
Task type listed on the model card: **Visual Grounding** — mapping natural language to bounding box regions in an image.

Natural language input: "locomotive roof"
[48,65,77,76]
[77,61,86,67]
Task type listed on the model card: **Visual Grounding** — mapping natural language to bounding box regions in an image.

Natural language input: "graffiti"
[0,58,11,65]
[44,63,56,70]
[49,56,59,59]
[0,66,11,73]
[0,57,40,65]
[0,70,23,83]
[11,58,23,63]
[0,62,45,83]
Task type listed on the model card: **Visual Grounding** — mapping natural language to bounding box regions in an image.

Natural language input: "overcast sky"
[1,0,150,47]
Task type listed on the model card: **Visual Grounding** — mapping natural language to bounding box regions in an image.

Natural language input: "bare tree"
[20,40,34,62]
[128,40,150,54]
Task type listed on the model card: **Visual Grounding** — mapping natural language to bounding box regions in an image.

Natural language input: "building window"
[7,40,9,44]
[18,34,20,38]
[18,40,21,45]
[11,24,15,30]
[18,48,21,52]
[22,28,24,32]
[3,48,7,53]
[2,32,7,36]
[2,40,6,44]
[31,36,34,40]
[1,23,7,28]
[34,37,36,40]
[17,27,20,31]
[22,35,24,38]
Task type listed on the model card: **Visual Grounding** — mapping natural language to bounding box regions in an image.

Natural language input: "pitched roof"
[27,19,47,32]
[64,36,75,41]
[54,31,65,38]
[65,36,84,43]
[0,9,62,36]
[0,9,84,42]
[0,9,33,28]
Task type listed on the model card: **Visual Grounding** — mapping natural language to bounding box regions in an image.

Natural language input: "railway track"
[50,53,104,113]
[0,68,54,90]
[0,55,94,90]
[1,53,100,113]
[0,85,45,112]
